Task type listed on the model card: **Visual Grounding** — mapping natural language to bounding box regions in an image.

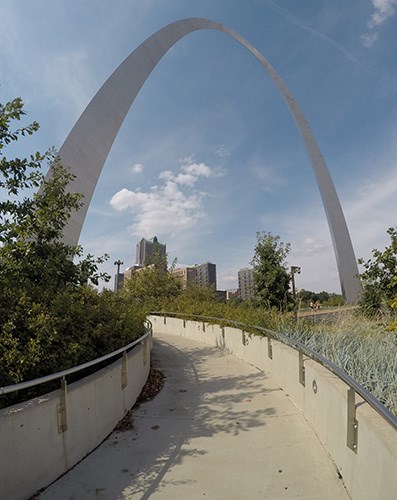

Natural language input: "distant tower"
[135,236,166,266]
[238,268,255,301]
[195,262,217,289]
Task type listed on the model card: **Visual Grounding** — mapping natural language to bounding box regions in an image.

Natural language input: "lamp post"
[290,266,301,319]
[114,259,124,291]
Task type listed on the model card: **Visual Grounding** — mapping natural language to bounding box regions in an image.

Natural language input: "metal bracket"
[242,330,249,346]
[267,336,273,359]
[121,351,128,389]
[299,350,305,386]
[183,319,186,328]
[221,327,225,340]
[347,387,358,453]
[202,322,206,332]
[163,315,167,324]
[57,377,68,433]
[143,339,148,366]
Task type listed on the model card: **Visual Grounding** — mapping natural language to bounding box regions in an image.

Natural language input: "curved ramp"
[40,332,348,499]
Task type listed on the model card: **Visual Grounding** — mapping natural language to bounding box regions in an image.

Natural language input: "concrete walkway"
[40,333,349,499]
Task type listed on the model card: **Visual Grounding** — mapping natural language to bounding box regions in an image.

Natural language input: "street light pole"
[114,259,124,291]
[290,266,301,319]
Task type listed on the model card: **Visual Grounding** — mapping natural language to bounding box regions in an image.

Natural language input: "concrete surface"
[40,333,349,499]
[0,339,149,500]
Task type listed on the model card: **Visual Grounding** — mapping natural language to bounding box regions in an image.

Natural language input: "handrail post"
[299,349,305,386]
[121,351,128,389]
[347,387,358,453]
[57,377,68,433]
[267,335,273,359]
[143,338,148,366]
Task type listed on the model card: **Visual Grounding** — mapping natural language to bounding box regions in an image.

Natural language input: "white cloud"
[109,160,217,237]
[215,145,230,158]
[299,238,331,257]
[179,154,196,165]
[160,161,218,187]
[184,162,213,178]
[361,32,379,47]
[362,0,397,46]
[131,163,143,174]
[369,0,397,27]
[160,170,197,187]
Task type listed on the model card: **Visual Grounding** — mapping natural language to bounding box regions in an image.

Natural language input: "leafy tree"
[297,289,344,307]
[358,227,397,314]
[322,293,344,307]
[389,290,397,331]
[0,97,144,392]
[251,231,291,310]
[122,254,182,311]
[0,98,109,301]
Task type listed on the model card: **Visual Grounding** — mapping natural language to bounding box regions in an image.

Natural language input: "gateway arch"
[52,17,361,302]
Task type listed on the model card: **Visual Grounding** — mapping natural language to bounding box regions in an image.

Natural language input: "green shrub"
[0,97,147,398]
[0,286,146,389]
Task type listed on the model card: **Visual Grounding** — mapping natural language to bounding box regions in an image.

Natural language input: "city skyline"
[2,1,397,293]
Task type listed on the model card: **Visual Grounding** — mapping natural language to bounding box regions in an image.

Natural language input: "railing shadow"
[124,337,277,498]
[41,336,279,498]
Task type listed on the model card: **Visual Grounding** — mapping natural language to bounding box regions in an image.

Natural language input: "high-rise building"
[135,236,166,267]
[238,267,255,301]
[171,266,198,288]
[171,262,217,289]
[195,262,217,289]
[123,265,142,281]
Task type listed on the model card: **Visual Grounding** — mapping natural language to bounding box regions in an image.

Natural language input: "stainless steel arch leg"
[50,17,361,302]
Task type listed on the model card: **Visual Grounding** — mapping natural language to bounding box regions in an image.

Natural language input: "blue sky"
[1,0,397,293]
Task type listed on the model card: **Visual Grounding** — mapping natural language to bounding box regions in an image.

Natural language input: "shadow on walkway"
[40,333,348,499]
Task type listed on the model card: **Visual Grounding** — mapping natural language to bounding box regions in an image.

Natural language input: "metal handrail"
[150,311,397,431]
[0,320,152,396]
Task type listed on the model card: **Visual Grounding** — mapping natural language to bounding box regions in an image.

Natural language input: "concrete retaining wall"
[149,315,397,500]
[0,337,151,500]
